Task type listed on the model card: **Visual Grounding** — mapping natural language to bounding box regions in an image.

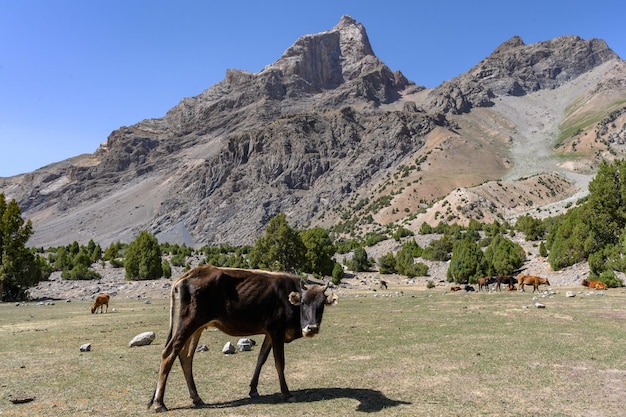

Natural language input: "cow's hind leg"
[179,327,205,407]
[249,335,272,398]
[149,323,204,412]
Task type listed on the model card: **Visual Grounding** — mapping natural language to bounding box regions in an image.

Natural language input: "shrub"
[331,262,344,285]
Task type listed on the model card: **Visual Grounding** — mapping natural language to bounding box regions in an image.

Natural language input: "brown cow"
[494,275,515,291]
[582,279,607,290]
[477,277,495,291]
[450,286,462,292]
[517,275,550,293]
[148,265,337,413]
[90,293,110,314]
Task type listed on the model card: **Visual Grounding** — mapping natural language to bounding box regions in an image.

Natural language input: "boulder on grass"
[129,331,156,347]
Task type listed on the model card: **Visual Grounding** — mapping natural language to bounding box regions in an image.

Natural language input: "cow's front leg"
[249,335,272,398]
[271,339,294,402]
[179,328,205,407]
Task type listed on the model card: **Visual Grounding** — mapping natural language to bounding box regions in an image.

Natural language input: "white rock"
[128,331,156,347]
[80,343,92,352]
[222,341,236,354]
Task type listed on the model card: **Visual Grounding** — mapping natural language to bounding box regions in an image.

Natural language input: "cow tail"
[165,278,180,346]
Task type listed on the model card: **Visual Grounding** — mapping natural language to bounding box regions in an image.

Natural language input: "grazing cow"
[477,277,495,291]
[379,280,388,290]
[582,279,607,290]
[90,293,110,314]
[450,286,462,292]
[494,275,516,291]
[464,284,475,292]
[148,265,337,413]
[517,275,551,293]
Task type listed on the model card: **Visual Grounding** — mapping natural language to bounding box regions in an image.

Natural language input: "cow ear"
[325,293,338,306]
[288,291,302,306]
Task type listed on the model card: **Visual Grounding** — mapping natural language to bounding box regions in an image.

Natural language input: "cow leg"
[179,328,205,407]
[269,337,293,401]
[149,323,204,412]
[149,338,180,412]
[249,335,272,398]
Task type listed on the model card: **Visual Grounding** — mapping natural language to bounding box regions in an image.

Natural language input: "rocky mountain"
[2,16,626,248]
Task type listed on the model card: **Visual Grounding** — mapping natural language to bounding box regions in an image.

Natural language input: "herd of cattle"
[449,274,608,293]
[88,265,608,412]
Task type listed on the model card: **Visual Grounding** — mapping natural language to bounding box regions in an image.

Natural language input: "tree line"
[2,159,626,301]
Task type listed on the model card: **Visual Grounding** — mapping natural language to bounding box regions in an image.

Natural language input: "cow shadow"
[196,388,411,413]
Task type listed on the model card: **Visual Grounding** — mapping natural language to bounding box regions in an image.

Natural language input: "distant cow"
[494,275,516,291]
[148,265,337,413]
[464,284,475,292]
[450,286,462,292]
[582,279,607,290]
[91,293,110,314]
[477,277,495,291]
[517,275,550,293]
[379,280,388,290]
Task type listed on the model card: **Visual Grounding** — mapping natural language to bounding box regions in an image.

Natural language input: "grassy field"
[1,286,625,417]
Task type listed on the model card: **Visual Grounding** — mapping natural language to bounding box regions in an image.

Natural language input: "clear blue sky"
[1,0,624,177]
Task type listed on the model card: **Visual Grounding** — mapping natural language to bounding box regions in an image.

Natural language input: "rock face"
[425,35,619,114]
[1,16,626,248]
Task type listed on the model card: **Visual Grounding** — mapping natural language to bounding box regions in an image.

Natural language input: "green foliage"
[392,226,414,241]
[395,239,427,277]
[595,270,624,288]
[0,193,48,300]
[547,159,626,272]
[346,246,371,272]
[378,252,397,274]
[422,235,453,262]
[300,227,336,277]
[61,263,102,280]
[162,259,172,279]
[539,241,548,257]
[515,215,546,240]
[250,213,306,272]
[331,262,344,285]
[103,241,125,263]
[447,237,486,284]
[483,234,526,276]
[124,231,163,280]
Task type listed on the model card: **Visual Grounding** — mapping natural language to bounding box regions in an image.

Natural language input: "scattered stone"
[566,291,576,298]
[222,341,236,354]
[535,302,546,309]
[129,331,156,347]
[196,344,208,352]
[237,338,255,351]
[79,343,92,352]
[8,393,35,404]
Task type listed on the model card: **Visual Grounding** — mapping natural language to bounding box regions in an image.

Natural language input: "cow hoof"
[283,394,296,403]
[154,405,168,413]
[193,399,206,408]
[249,391,260,398]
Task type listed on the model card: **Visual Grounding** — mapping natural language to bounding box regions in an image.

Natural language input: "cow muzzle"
[302,324,319,337]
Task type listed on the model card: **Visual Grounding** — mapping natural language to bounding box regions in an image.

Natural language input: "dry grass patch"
[1,289,625,416]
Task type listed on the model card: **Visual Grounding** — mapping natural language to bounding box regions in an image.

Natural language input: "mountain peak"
[265,15,378,90]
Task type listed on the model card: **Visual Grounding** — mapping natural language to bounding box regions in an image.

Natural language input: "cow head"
[289,282,337,338]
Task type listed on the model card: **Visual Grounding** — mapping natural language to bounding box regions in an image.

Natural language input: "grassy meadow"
[1,286,625,416]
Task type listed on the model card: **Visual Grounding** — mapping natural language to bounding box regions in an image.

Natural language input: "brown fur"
[517,275,550,293]
[90,293,110,314]
[582,279,607,290]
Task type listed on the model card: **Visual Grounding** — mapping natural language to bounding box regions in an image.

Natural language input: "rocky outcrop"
[426,35,620,114]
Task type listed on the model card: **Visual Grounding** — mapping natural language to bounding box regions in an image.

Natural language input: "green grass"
[1,289,626,416]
